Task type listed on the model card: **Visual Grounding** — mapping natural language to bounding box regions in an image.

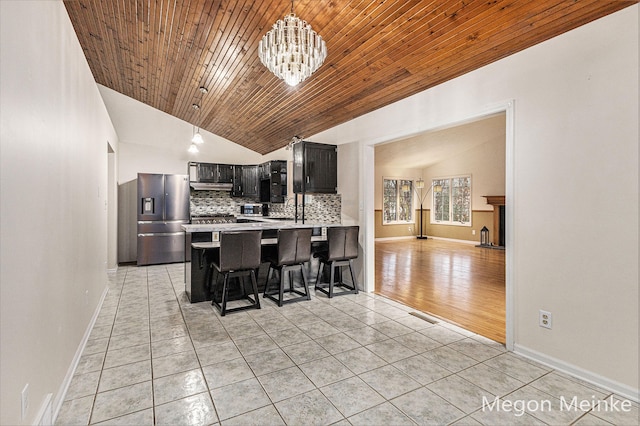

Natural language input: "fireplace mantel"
[483,195,505,206]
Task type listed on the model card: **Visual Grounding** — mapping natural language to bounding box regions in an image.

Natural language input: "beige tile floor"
[55,264,638,425]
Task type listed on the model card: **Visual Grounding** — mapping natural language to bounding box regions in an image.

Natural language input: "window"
[383,178,414,224]
[432,175,471,226]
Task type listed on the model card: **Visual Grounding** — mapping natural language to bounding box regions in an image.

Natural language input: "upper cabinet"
[241,165,259,199]
[293,141,337,194]
[189,161,287,202]
[195,162,216,182]
[194,162,234,183]
[217,164,234,183]
[260,160,287,203]
[231,165,243,196]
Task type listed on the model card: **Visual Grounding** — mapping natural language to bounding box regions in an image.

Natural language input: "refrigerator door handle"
[137,232,185,237]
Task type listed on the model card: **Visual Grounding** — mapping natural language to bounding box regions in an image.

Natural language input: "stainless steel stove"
[191,215,237,224]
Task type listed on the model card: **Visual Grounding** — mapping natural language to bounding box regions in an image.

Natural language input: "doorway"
[107,142,117,271]
[367,103,513,349]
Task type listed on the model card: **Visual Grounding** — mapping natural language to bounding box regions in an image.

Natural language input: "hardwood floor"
[375,238,506,343]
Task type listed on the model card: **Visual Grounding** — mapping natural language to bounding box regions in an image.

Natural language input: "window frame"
[382,177,415,225]
[430,175,472,227]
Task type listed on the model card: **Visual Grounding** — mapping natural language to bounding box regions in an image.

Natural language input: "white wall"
[337,142,362,225]
[98,85,291,183]
[117,137,291,184]
[0,2,119,424]
[422,135,506,212]
[312,6,639,396]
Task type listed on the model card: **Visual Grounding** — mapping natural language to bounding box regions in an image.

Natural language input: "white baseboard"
[106,267,118,274]
[374,235,479,245]
[428,236,478,245]
[34,393,52,426]
[514,344,639,403]
[375,236,415,241]
[50,285,109,424]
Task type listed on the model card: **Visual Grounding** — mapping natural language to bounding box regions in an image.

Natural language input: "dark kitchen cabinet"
[197,163,217,182]
[293,141,337,194]
[189,161,286,202]
[259,160,287,203]
[241,165,259,198]
[232,165,243,196]
[271,160,287,203]
[196,163,234,183]
[217,164,234,183]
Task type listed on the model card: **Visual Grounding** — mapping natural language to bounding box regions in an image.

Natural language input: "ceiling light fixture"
[191,104,203,145]
[188,87,208,152]
[286,135,303,150]
[191,126,203,144]
[258,0,327,86]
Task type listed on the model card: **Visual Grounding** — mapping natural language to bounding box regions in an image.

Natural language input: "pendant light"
[187,87,207,152]
[191,126,204,144]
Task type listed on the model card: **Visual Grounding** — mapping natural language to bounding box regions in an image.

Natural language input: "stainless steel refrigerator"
[137,173,190,266]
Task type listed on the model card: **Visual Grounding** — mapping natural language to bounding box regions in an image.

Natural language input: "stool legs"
[315,259,359,298]
[264,263,311,306]
[212,269,261,316]
[220,273,229,316]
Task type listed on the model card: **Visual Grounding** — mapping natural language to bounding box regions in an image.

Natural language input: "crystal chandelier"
[258,1,327,86]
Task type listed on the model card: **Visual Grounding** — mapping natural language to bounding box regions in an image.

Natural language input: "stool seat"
[264,228,312,306]
[210,230,262,316]
[315,226,359,298]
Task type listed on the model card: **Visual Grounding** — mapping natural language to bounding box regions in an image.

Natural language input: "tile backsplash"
[190,190,341,223]
[269,194,341,224]
[190,190,241,216]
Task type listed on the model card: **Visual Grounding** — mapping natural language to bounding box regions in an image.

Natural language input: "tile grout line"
[147,267,156,425]
[86,268,128,425]
[169,263,223,424]
[65,265,632,426]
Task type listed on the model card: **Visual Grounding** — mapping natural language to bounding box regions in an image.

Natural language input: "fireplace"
[483,196,505,248]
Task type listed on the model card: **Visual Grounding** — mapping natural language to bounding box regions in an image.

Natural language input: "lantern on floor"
[480,226,490,246]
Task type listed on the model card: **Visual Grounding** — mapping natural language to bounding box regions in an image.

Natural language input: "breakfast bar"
[182,218,334,303]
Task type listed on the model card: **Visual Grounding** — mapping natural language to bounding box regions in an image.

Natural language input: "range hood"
[189,182,233,191]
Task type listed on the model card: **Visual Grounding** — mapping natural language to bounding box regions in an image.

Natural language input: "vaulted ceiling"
[64,0,635,154]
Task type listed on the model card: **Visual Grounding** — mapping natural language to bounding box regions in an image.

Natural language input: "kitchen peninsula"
[182,218,338,303]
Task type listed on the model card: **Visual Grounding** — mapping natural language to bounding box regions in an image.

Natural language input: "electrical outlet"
[539,310,552,329]
[472,229,476,235]
[21,383,29,420]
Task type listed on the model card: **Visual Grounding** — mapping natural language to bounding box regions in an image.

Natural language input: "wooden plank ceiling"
[64,0,635,154]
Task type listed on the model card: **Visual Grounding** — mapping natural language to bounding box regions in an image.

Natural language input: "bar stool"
[314,226,360,298]
[263,228,312,306]
[210,230,262,316]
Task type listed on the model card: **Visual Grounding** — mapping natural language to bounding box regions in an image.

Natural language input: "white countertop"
[191,235,327,249]
[182,216,337,233]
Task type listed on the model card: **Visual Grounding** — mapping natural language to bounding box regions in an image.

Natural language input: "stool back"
[218,230,262,272]
[277,228,312,266]
[326,226,359,261]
